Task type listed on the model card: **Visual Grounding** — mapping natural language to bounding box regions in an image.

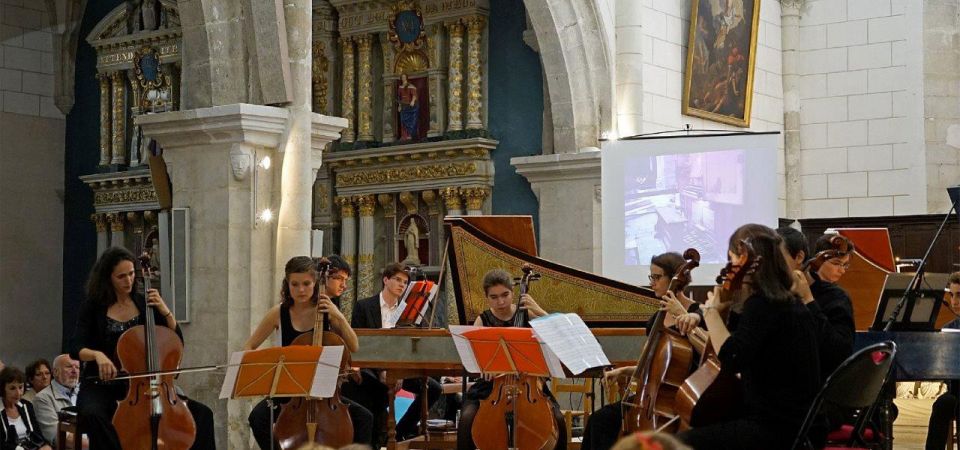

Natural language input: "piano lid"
[444,216,659,326]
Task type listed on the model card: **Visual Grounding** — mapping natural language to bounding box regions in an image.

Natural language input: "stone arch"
[523,0,614,154]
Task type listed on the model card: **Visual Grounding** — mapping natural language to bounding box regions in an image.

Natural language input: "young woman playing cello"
[243,255,373,449]
[676,224,821,449]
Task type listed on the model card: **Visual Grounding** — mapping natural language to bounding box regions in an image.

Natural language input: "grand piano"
[351,216,659,449]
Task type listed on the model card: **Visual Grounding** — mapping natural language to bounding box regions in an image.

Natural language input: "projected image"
[624,149,745,265]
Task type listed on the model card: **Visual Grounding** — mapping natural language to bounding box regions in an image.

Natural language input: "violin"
[803,234,852,272]
[674,240,758,429]
[621,248,699,434]
[472,264,559,450]
[113,253,196,450]
[274,258,354,449]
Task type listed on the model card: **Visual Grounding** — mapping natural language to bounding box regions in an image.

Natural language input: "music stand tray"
[871,273,949,331]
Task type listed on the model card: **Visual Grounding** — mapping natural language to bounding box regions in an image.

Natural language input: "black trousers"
[77,382,123,450]
[676,418,793,450]
[340,370,442,445]
[185,397,216,450]
[927,393,958,450]
[248,396,373,450]
[581,402,622,450]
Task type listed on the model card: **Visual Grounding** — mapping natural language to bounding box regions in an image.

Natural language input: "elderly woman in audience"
[0,366,52,450]
[23,359,51,403]
[34,354,82,447]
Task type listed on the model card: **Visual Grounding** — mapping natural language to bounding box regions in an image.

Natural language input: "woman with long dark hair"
[70,246,181,450]
[676,224,821,449]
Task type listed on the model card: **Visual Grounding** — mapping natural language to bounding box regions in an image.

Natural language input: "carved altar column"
[356,194,377,299]
[355,35,375,142]
[312,0,337,116]
[93,213,108,255]
[98,74,111,166]
[440,186,463,216]
[465,16,485,130]
[337,196,358,311]
[110,71,127,165]
[462,186,488,215]
[127,69,143,168]
[378,193,397,262]
[340,37,356,143]
[108,212,125,247]
[446,21,465,133]
[312,42,331,114]
[426,23,446,137]
[381,31,396,144]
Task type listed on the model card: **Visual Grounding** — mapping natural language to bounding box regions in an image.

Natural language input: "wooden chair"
[56,408,81,450]
[551,377,596,450]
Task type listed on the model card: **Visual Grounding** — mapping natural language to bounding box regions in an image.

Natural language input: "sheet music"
[309,346,344,398]
[219,351,244,399]
[530,313,610,375]
[538,342,567,378]
[449,325,483,374]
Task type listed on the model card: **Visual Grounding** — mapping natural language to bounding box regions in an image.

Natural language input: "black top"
[808,271,856,382]
[70,292,184,381]
[280,303,313,347]
[0,401,49,450]
[644,302,703,330]
[717,293,820,433]
[479,309,517,327]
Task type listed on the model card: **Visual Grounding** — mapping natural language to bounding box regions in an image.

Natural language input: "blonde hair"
[611,431,691,450]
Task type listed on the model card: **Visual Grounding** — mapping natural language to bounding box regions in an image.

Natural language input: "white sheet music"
[530,313,610,375]
[449,325,483,373]
[219,351,245,399]
[309,346,344,398]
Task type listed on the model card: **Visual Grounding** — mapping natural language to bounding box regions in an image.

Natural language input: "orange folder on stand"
[219,345,344,400]
[451,326,564,377]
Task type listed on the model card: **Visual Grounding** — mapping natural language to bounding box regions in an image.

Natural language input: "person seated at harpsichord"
[345,263,441,445]
[244,255,373,450]
[580,252,704,450]
[455,268,568,450]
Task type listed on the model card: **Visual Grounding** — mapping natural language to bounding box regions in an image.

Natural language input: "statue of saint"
[397,73,419,141]
[403,220,421,265]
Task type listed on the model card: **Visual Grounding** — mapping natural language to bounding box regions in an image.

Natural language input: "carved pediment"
[87,0,181,73]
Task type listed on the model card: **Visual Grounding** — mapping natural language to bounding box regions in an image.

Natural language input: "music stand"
[449,326,564,377]
[871,273,949,331]
[219,345,344,450]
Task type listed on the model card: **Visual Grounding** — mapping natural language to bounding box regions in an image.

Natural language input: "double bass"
[113,253,196,450]
[274,258,354,449]
[473,264,559,450]
[620,248,699,434]
[674,239,757,429]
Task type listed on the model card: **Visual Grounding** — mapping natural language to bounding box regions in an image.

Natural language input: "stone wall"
[0,0,66,367]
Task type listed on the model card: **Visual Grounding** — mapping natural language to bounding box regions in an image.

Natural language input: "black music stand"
[871,273,949,331]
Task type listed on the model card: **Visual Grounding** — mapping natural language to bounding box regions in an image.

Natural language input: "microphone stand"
[883,203,957,331]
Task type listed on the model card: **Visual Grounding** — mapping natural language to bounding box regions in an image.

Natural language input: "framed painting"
[682,0,762,127]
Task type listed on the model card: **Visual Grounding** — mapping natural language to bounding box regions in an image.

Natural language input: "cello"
[274,258,354,449]
[674,239,758,429]
[472,264,559,450]
[620,248,699,434]
[113,253,196,450]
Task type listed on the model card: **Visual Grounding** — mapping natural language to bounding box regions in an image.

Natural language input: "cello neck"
[139,255,158,374]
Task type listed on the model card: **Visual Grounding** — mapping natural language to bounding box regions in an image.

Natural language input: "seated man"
[33,354,81,447]
[345,263,441,444]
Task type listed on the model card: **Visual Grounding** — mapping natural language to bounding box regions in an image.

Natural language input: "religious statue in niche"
[399,214,429,266]
[397,73,420,141]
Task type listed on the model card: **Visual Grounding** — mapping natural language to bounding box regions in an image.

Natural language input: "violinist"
[581,252,702,450]
[676,224,820,450]
[70,246,182,450]
[244,255,373,449]
[455,268,567,450]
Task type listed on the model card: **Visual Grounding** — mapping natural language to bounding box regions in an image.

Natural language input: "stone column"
[421,190,441,264]
[275,0,316,279]
[98,74,111,166]
[782,0,804,219]
[426,23,446,137]
[461,186,488,215]
[378,193,397,262]
[340,36,356,143]
[93,213,108,255]
[440,186,462,216]
[110,71,126,165]
[464,16,485,130]
[355,34,375,142]
[615,0,643,138]
[446,21,465,133]
[356,194,377,299]
[107,212,125,248]
[336,196,358,313]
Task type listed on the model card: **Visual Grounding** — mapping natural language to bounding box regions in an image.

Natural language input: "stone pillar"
[98,74,111,166]
[93,213,108,255]
[275,0,315,279]
[440,186,462,216]
[137,103,347,448]
[782,0,803,219]
[381,31,396,144]
[356,194,376,299]
[337,196,358,312]
[378,193,397,262]
[110,71,126,165]
[108,212,125,248]
[461,186,488,215]
[355,35,375,142]
[421,190,441,264]
[426,23,446,137]
[464,16,485,130]
[446,21,465,133]
[615,0,643,138]
[126,211,144,254]
[340,36,356,143]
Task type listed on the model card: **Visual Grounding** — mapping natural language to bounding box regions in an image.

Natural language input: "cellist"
[455,268,567,450]
[70,246,183,449]
[243,255,373,449]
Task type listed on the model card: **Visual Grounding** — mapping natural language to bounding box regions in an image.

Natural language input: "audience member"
[611,431,691,450]
[23,360,51,403]
[0,366,52,450]
[33,354,81,446]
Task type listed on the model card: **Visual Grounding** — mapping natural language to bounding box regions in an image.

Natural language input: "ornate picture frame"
[682,0,762,127]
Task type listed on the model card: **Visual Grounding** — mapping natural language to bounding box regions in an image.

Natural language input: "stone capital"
[399,191,418,214]
[439,186,462,211]
[136,104,290,149]
[107,212,125,232]
[461,186,489,211]
[377,193,396,217]
[336,196,356,217]
[92,213,108,233]
[355,194,376,216]
[511,150,601,185]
